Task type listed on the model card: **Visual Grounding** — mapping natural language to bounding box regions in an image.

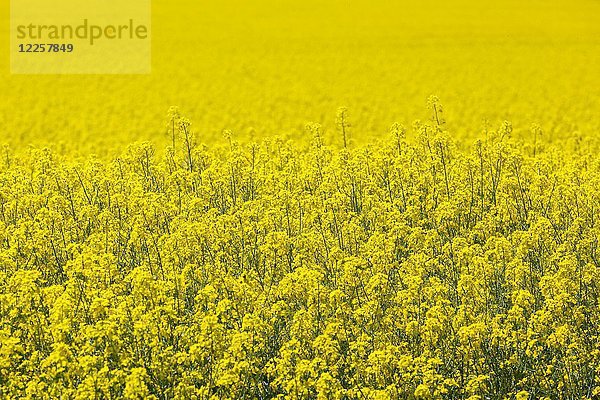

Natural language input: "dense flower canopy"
[1,108,599,398]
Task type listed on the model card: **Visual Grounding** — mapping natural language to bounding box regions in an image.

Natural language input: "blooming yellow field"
[1,0,600,399]
[1,0,599,152]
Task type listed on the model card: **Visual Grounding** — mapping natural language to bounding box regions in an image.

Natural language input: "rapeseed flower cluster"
[1,105,599,398]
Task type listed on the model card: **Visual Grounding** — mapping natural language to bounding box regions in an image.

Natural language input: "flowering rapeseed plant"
[1,102,599,398]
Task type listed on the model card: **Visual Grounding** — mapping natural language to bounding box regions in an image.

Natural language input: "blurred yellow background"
[0,0,598,154]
